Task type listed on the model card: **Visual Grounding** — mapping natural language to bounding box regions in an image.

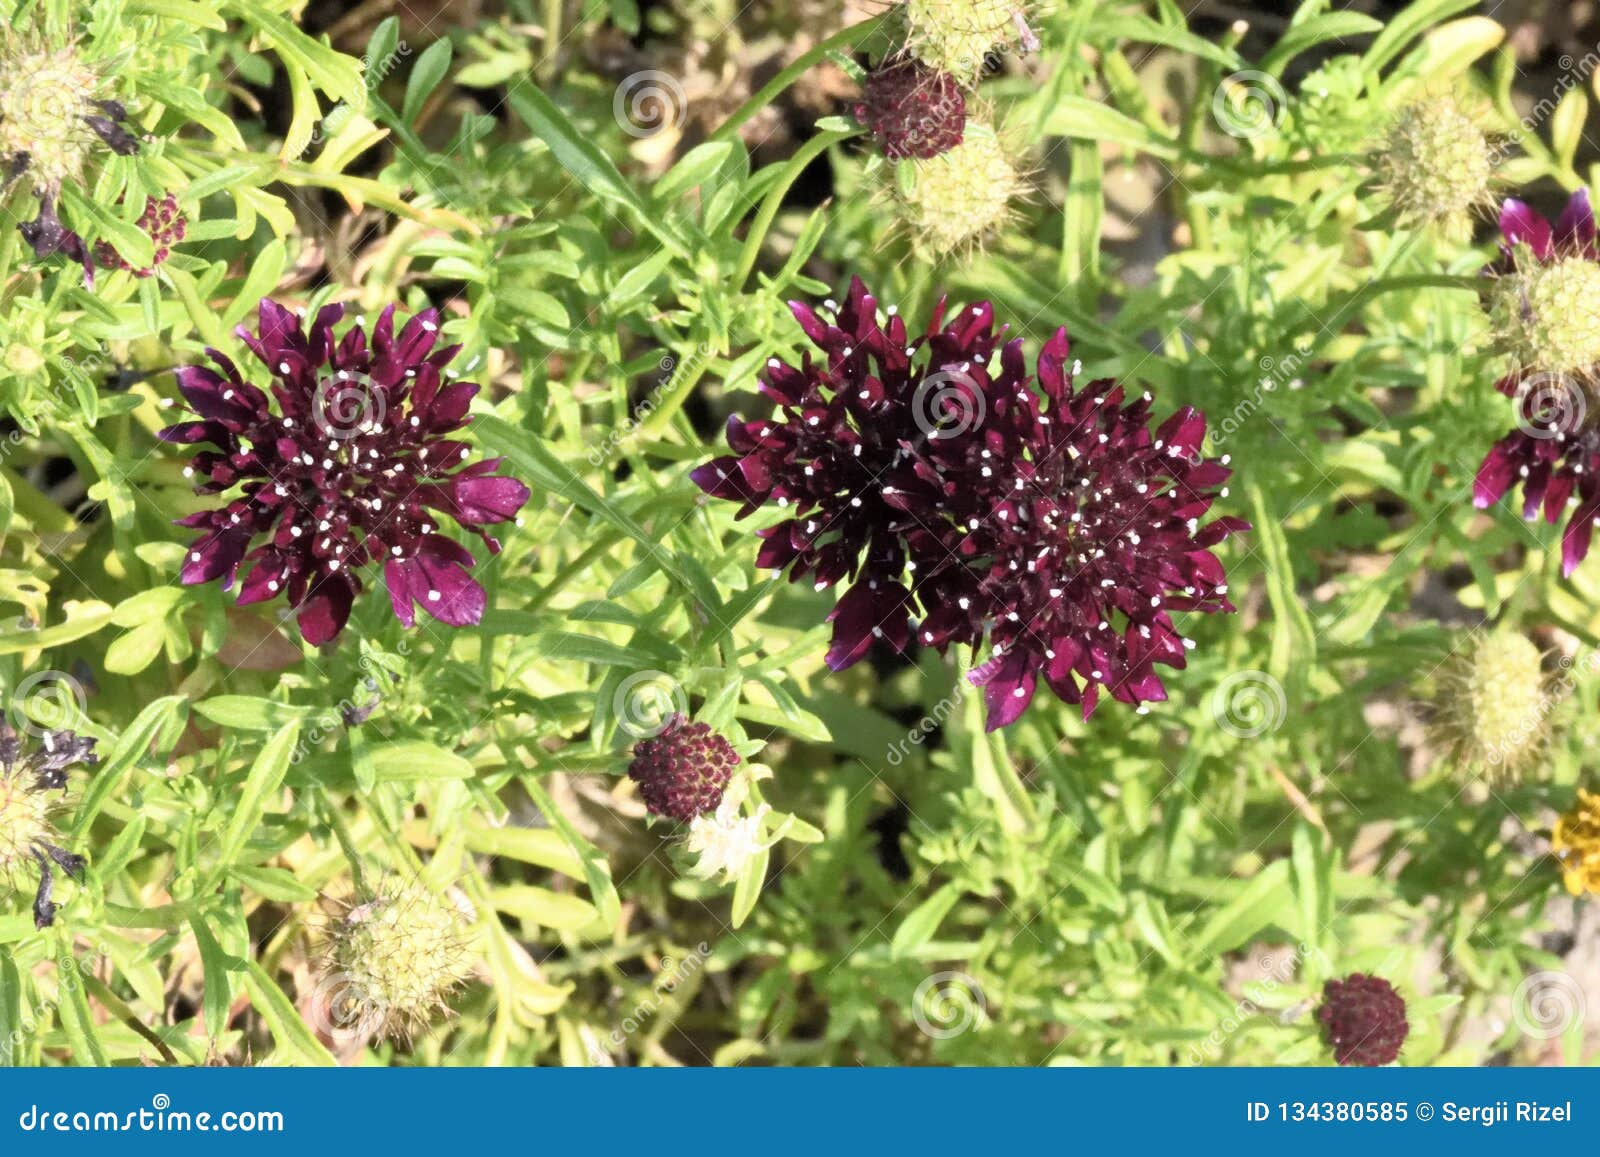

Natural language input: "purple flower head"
[94,192,185,277]
[693,278,1246,730]
[1476,189,1600,575]
[1317,973,1408,1067]
[627,714,739,822]
[161,299,531,646]
[852,57,966,162]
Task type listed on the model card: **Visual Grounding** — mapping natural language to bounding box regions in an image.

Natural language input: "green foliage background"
[0,0,1596,1066]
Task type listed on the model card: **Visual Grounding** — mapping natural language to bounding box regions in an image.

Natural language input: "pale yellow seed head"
[895,125,1026,257]
[903,0,1017,79]
[1495,258,1600,375]
[1377,97,1495,229]
[0,38,105,190]
[323,882,473,1041]
[0,770,55,890]
[1438,631,1549,780]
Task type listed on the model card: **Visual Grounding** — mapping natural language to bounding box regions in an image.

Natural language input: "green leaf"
[890,882,961,959]
[493,886,600,931]
[241,960,337,1065]
[218,722,302,866]
[195,696,314,731]
[366,740,476,782]
[507,86,690,258]
[189,914,237,1041]
[402,38,453,124]
[228,864,319,902]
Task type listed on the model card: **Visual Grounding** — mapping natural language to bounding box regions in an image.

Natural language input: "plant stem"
[710,16,889,145]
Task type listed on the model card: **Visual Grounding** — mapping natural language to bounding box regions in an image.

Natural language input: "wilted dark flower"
[853,57,966,161]
[0,720,95,930]
[161,299,531,645]
[94,193,186,277]
[17,195,93,281]
[627,714,739,822]
[1475,191,1600,574]
[1317,973,1408,1067]
[693,278,1246,729]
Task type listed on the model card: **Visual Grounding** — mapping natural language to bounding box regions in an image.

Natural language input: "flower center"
[0,773,50,873]
[1381,98,1493,219]
[1505,258,1600,373]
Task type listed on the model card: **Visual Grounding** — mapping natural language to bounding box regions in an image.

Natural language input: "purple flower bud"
[1318,973,1409,1067]
[627,715,739,822]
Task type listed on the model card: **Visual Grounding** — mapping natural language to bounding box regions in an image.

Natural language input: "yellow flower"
[1553,789,1600,896]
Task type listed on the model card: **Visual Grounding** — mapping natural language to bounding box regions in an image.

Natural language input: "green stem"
[710,16,889,144]
[734,128,853,289]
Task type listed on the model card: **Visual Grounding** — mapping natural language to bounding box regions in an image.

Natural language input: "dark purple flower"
[1475,188,1600,575]
[18,195,93,284]
[94,192,186,277]
[627,714,739,822]
[161,299,531,645]
[852,57,966,161]
[1318,973,1408,1067]
[693,278,1246,730]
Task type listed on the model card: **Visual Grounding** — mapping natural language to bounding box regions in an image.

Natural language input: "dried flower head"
[1474,192,1600,574]
[684,770,773,884]
[893,122,1028,256]
[1318,973,1408,1066]
[693,278,1246,730]
[94,193,186,277]
[1552,788,1600,896]
[627,714,740,822]
[1375,96,1495,234]
[854,57,966,161]
[0,720,95,929]
[903,0,1034,81]
[317,880,473,1042]
[1434,629,1550,780]
[160,299,531,645]
[0,33,136,194]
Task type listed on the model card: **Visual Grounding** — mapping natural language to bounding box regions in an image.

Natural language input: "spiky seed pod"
[627,714,739,822]
[1317,973,1409,1067]
[0,37,131,192]
[94,193,186,277]
[0,721,95,929]
[1375,96,1495,235]
[854,57,966,162]
[1435,630,1550,780]
[1494,257,1600,376]
[903,0,1028,81]
[1552,788,1600,896]
[319,882,473,1042]
[894,122,1027,256]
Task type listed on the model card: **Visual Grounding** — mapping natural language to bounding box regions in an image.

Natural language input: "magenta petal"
[1473,442,1518,509]
[180,532,247,587]
[384,558,417,627]
[1500,198,1553,258]
[1563,505,1597,577]
[412,555,486,627]
[450,474,530,524]
[297,577,355,645]
[982,654,1036,731]
[1556,188,1596,251]
[824,581,880,671]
